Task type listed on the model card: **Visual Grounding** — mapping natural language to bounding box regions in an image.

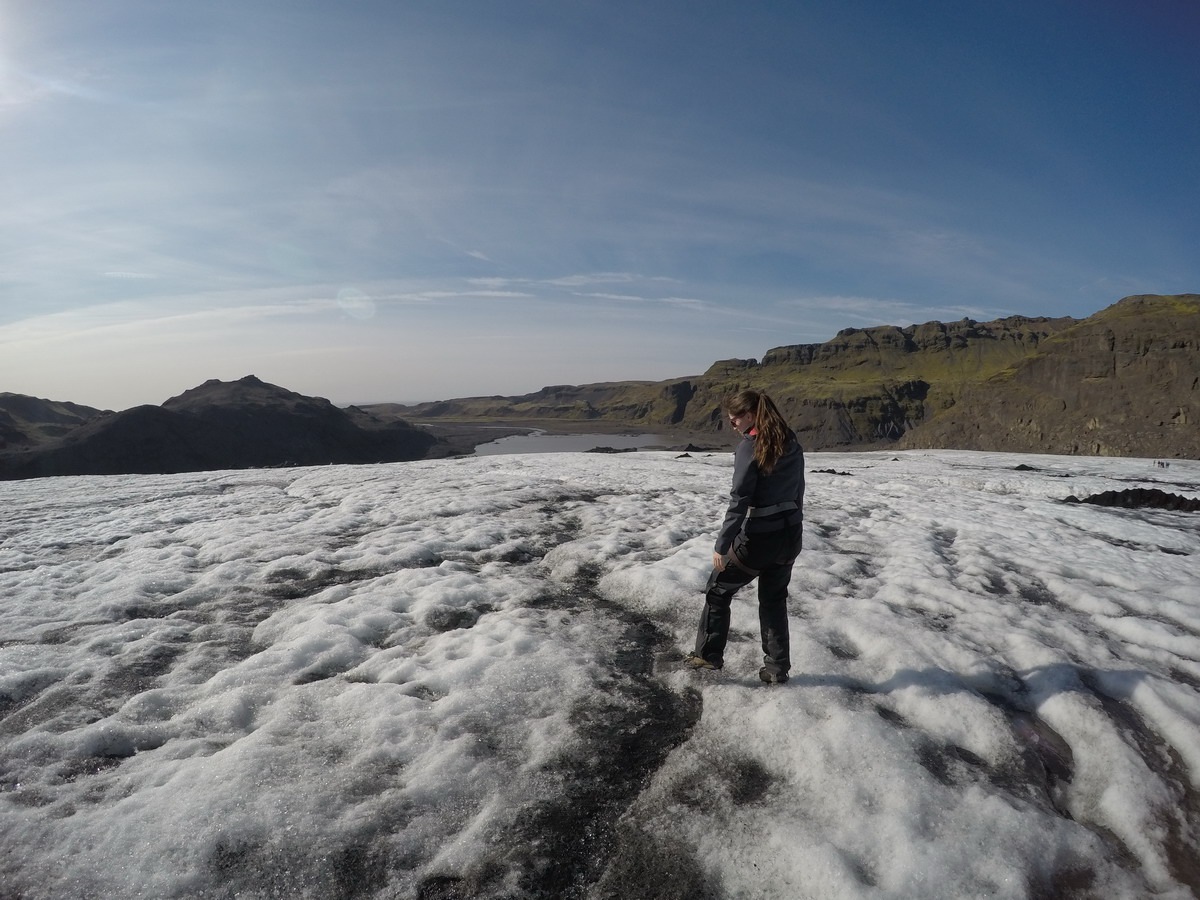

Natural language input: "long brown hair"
[725,389,792,473]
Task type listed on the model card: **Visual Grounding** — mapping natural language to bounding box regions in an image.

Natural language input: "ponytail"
[724,389,792,473]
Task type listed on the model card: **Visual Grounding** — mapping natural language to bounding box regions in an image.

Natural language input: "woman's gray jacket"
[714,431,805,555]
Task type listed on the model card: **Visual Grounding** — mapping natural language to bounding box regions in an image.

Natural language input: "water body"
[473,431,669,455]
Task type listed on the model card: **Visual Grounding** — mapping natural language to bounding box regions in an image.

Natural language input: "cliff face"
[762,315,1073,377]
[898,294,1200,458]
[385,294,1198,458]
[744,314,1078,448]
[385,312,1082,448]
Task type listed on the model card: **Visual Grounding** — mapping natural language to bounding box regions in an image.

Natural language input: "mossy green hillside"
[384,295,1197,454]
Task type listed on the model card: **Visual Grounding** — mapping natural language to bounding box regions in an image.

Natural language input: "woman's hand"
[712,551,726,571]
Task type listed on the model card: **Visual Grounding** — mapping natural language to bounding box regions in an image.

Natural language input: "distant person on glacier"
[686,389,805,684]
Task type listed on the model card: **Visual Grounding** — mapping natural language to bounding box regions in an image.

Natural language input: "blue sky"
[2,0,1197,410]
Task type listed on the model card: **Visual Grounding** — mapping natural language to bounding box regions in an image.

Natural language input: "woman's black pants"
[694,523,802,678]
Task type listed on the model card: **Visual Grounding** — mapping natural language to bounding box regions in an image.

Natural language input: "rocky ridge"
[380,294,1198,459]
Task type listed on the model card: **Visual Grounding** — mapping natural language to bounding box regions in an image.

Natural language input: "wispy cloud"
[387,290,536,303]
[661,296,718,313]
[11,68,115,104]
[0,292,333,347]
[572,292,648,302]
[468,274,683,291]
[543,272,645,287]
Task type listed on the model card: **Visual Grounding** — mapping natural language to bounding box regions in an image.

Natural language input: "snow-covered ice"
[2,449,1198,899]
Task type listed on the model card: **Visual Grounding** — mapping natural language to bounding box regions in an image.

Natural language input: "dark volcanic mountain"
[0,376,437,480]
[379,293,1199,459]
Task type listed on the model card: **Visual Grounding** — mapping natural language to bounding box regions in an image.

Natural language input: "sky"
[2,448,1199,897]
[2,0,1198,411]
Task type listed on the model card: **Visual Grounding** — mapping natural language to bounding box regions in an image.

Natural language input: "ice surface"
[2,450,1198,898]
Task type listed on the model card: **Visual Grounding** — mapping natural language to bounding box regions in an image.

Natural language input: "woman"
[687,389,805,683]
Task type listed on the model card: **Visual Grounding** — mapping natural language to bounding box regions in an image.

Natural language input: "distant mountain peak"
[161,375,320,413]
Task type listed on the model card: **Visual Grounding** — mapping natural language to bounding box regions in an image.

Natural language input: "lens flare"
[337,287,375,320]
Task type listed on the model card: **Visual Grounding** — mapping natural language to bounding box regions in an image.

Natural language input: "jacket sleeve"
[714,440,757,553]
